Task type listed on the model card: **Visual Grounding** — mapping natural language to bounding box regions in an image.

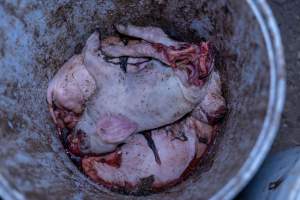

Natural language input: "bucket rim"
[211,0,286,199]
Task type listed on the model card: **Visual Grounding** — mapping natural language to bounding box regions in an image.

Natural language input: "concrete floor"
[268,0,300,153]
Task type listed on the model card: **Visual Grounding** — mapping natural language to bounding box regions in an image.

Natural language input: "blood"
[99,150,122,168]
[152,42,215,86]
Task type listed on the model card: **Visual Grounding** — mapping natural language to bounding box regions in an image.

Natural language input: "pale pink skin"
[46,42,148,132]
[191,71,226,124]
[82,116,214,190]
[47,24,226,190]
[103,24,214,85]
[71,24,215,155]
[81,71,225,190]
[47,55,96,131]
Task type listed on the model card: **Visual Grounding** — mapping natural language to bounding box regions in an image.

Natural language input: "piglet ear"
[96,114,137,144]
[83,31,101,53]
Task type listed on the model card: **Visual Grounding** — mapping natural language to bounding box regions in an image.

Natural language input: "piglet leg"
[115,24,181,47]
[103,24,215,86]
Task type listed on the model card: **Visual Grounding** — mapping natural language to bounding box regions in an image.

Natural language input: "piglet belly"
[82,130,196,188]
[81,61,196,133]
[114,61,196,131]
[124,76,194,132]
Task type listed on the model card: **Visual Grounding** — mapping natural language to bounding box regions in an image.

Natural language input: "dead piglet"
[81,115,215,191]
[81,123,198,190]
[72,27,214,155]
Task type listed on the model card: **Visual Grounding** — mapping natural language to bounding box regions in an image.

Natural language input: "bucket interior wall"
[0,0,270,199]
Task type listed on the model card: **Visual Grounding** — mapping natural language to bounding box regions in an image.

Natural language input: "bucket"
[0,0,285,199]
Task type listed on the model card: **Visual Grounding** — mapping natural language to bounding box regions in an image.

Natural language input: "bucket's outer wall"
[239,148,300,200]
[0,0,282,200]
